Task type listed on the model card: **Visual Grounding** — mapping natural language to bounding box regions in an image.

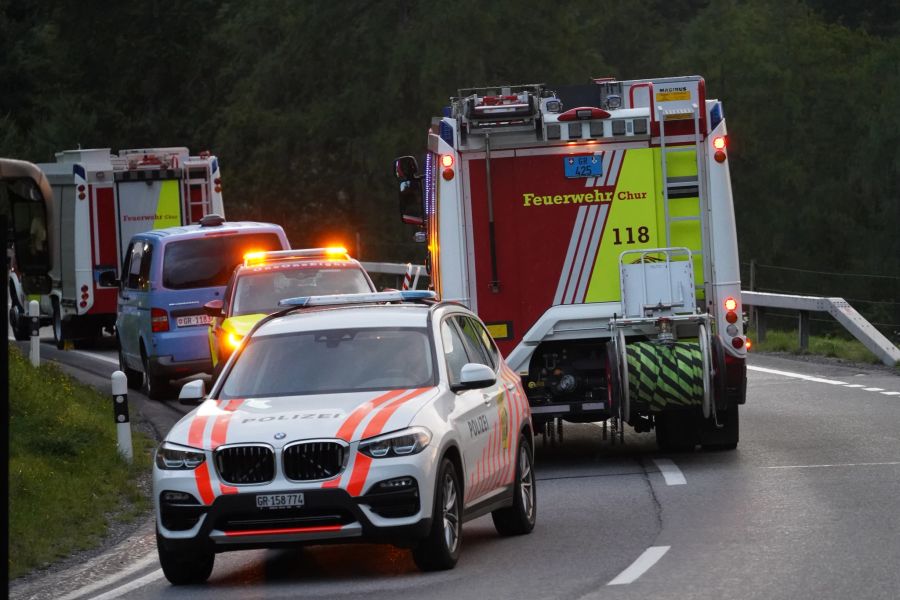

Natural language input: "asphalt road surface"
[8,331,900,600]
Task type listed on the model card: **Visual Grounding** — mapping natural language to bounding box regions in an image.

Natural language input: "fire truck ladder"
[658,104,709,294]
[182,159,213,224]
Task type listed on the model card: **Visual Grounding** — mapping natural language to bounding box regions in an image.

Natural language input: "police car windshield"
[231,266,372,316]
[219,327,435,398]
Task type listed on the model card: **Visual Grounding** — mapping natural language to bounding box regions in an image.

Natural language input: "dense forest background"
[2,0,898,338]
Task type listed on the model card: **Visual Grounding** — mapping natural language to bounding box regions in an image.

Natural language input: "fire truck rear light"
[81,285,89,292]
[715,150,727,163]
[713,136,727,150]
[440,155,454,168]
[78,192,86,200]
[725,310,738,323]
[79,301,87,308]
[442,168,455,181]
[214,177,221,185]
[558,107,610,121]
[77,185,86,192]
[81,292,89,300]
[731,337,744,349]
[214,185,222,193]
[151,308,170,333]
[724,297,737,311]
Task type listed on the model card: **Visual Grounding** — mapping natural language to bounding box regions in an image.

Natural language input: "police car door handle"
[482,394,493,406]
[505,383,516,391]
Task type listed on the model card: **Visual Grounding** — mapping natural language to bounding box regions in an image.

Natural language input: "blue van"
[116,215,290,398]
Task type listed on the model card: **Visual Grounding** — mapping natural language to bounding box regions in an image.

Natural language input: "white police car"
[153,291,535,584]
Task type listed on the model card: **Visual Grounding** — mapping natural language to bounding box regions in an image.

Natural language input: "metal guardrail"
[360,263,900,366]
[741,291,900,367]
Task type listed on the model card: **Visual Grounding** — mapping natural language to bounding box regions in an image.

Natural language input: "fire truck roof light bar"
[278,290,436,308]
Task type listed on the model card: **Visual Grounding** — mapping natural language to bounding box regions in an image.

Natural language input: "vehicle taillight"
[745,338,752,350]
[440,154,454,168]
[731,337,744,349]
[713,136,727,150]
[151,308,169,333]
[227,332,243,348]
[724,297,737,311]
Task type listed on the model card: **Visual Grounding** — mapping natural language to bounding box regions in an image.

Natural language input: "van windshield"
[163,233,282,289]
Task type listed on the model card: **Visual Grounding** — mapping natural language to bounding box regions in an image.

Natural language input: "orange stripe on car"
[333,389,408,442]
[188,415,211,448]
[210,400,244,449]
[344,387,432,496]
[194,461,215,505]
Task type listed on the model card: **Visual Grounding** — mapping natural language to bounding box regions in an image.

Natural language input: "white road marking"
[71,349,119,366]
[608,546,670,585]
[57,553,159,600]
[748,365,898,394]
[652,458,686,485]
[747,365,847,385]
[84,569,164,600]
[765,461,900,470]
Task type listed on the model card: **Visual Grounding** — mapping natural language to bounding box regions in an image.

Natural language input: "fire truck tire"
[142,348,171,400]
[118,343,143,390]
[52,299,66,349]
[156,529,214,585]
[655,410,699,452]
[413,457,461,571]
[491,438,536,536]
[700,405,739,450]
[9,303,30,341]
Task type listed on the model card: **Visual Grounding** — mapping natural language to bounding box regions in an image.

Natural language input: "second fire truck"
[395,75,746,450]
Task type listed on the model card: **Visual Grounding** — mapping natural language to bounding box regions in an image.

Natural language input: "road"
[8,331,900,600]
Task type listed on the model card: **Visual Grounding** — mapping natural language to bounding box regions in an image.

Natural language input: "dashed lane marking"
[748,365,898,395]
[608,546,671,585]
[652,458,686,485]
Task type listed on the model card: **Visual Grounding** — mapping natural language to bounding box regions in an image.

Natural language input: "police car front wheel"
[412,457,461,571]
[491,437,537,536]
[156,530,214,585]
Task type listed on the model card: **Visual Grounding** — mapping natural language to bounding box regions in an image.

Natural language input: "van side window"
[137,243,153,290]
[125,243,143,289]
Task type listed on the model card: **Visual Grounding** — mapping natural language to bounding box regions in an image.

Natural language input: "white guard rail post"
[111,371,133,462]
[742,291,900,367]
[29,300,40,367]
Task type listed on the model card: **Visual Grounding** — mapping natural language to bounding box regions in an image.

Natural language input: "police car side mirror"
[452,363,497,392]
[203,299,224,317]
[178,380,206,405]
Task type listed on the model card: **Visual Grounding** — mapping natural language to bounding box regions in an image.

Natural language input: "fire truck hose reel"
[625,342,705,413]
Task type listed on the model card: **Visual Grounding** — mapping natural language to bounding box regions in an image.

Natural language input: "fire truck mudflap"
[395,75,747,451]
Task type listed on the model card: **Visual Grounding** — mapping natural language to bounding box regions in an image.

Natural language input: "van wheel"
[142,349,170,400]
[491,437,536,536]
[156,529,214,585]
[118,342,143,390]
[412,458,461,571]
[9,303,30,341]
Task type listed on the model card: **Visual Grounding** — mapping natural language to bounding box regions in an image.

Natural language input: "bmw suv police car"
[154,291,535,584]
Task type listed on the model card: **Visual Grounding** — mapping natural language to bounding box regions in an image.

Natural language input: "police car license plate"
[175,315,212,328]
[256,493,305,509]
[564,154,602,178]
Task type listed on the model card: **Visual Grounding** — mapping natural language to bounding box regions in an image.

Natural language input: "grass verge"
[8,345,155,579]
[748,328,891,365]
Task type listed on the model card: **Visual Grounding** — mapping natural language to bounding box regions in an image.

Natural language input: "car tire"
[142,349,170,400]
[156,529,214,585]
[412,457,461,571]
[118,342,143,390]
[491,437,537,536]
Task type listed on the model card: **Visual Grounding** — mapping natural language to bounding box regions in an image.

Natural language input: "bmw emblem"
[274,432,286,440]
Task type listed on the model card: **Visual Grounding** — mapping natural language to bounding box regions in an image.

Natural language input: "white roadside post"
[402,263,413,290]
[29,300,40,367]
[111,371,133,462]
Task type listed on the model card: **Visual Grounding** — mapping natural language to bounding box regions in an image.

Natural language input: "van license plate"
[256,493,305,509]
[176,315,212,327]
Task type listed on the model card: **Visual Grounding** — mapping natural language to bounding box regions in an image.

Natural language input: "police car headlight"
[155,441,206,470]
[359,427,432,459]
